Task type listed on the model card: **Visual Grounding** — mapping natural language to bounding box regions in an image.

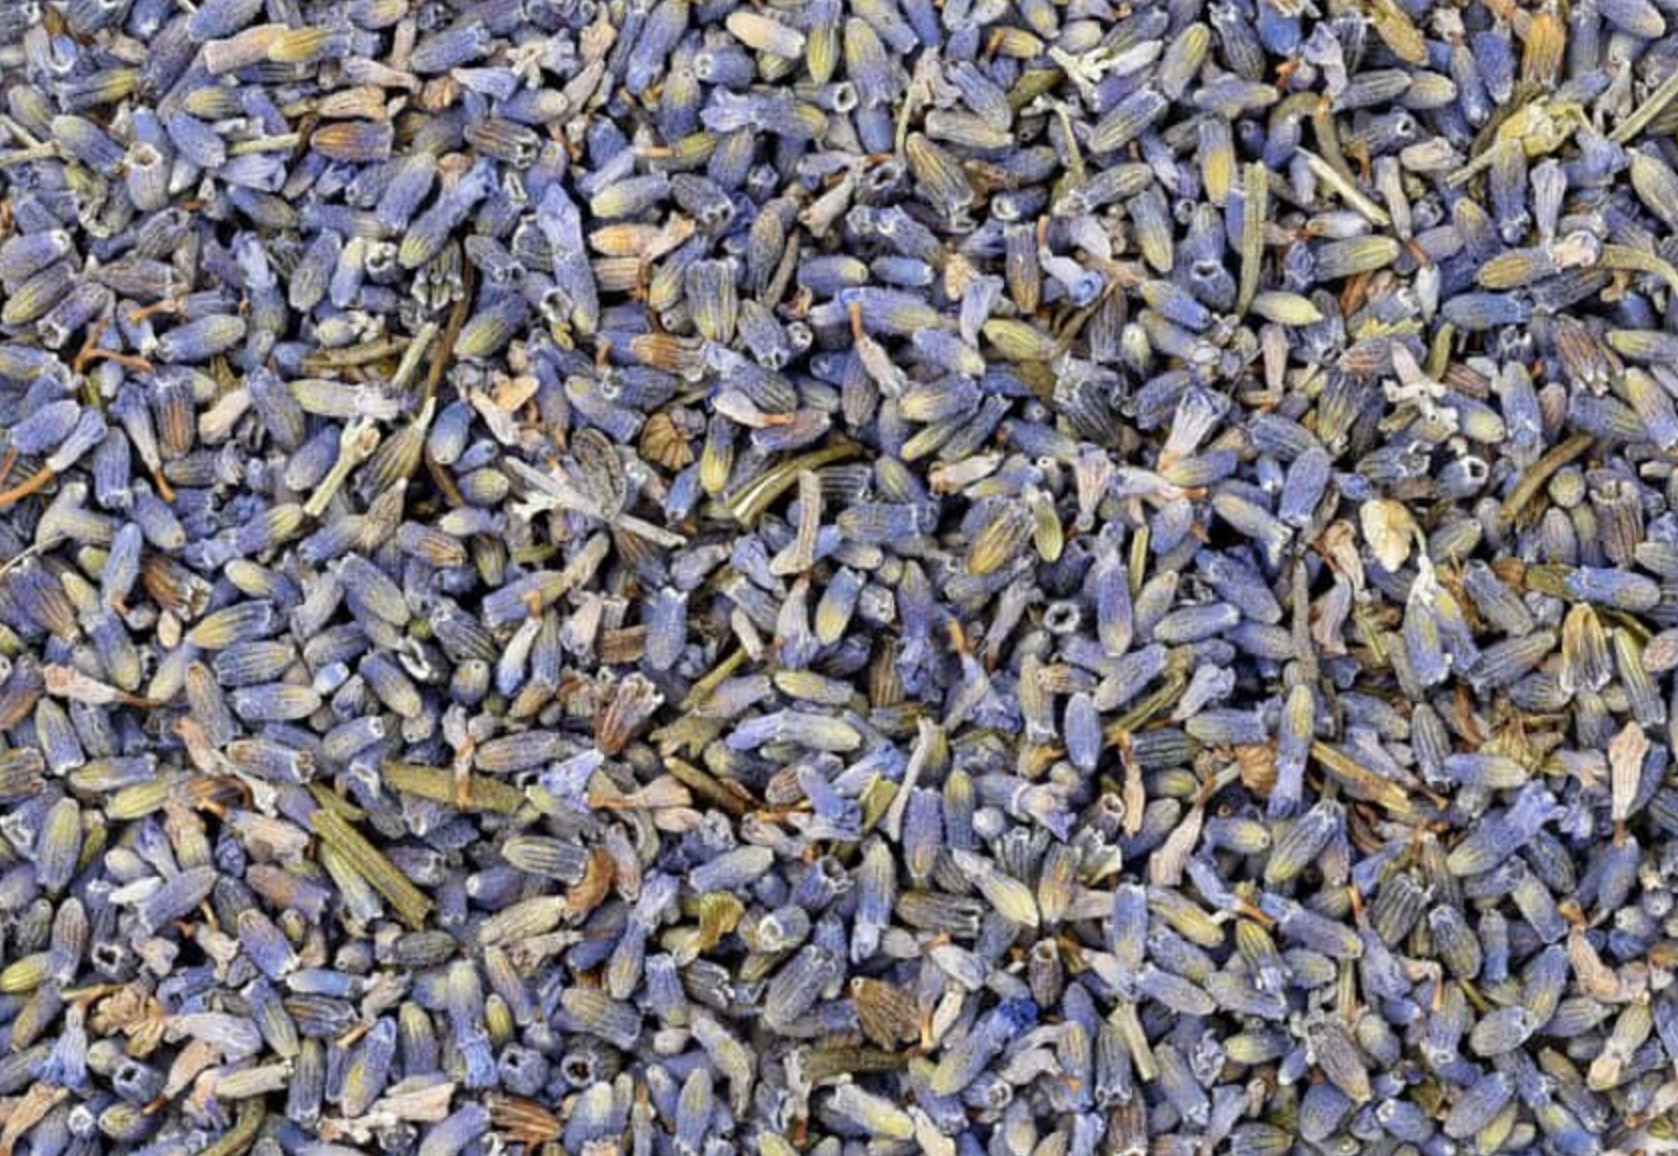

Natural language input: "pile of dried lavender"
[10,0,1678,1151]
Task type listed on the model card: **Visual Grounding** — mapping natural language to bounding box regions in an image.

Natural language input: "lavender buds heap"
[8,0,1678,1153]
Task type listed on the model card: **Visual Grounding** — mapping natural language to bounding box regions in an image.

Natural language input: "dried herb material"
[9,0,1678,1152]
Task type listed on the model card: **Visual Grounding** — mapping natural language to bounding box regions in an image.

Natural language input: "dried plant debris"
[10,0,1678,1153]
